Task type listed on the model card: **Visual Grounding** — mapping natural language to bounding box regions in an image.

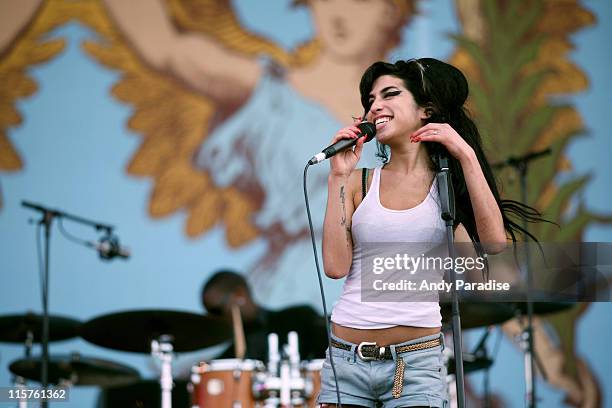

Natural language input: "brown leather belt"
[331,337,441,361]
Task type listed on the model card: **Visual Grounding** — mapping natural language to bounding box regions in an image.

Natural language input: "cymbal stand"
[262,333,280,407]
[151,335,175,408]
[285,331,307,406]
[493,147,551,407]
[518,158,536,408]
[472,327,492,408]
[260,332,310,407]
[515,309,549,389]
[13,330,34,408]
[14,374,28,408]
[280,361,291,406]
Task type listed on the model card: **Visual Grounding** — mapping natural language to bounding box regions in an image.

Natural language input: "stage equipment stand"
[151,336,174,408]
[493,148,551,408]
[435,152,465,408]
[21,201,116,408]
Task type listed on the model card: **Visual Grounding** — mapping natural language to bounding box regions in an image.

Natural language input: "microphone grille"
[357,122,376,142]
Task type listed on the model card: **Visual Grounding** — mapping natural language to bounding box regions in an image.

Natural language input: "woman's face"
[309,0,400,60]
[366,75,427,143]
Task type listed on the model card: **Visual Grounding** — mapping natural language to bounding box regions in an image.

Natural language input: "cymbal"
[510,301,575,316]
[9,354,140,387]
[81,310,232,353]
[447,353,493,375]
[441,302,515,330]
[0,312,81,343]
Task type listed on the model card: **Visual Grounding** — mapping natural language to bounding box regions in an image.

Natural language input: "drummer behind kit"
[190,301,324,407]
[83,308,326,408]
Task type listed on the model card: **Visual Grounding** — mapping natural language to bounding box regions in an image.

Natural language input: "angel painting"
[73,0,418,302]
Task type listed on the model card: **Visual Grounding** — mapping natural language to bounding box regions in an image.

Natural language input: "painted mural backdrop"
[1,0,610,407]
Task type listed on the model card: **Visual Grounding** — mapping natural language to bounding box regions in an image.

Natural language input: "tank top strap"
[370,166,382,198]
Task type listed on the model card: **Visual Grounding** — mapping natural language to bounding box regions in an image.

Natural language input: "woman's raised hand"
[328,118,367,178]
[410,123,474,163]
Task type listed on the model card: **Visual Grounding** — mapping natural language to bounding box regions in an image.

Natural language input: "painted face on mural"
[366,75,428,143]
[309,0,400,59]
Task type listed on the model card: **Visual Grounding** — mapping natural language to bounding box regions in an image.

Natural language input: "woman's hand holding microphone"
[328,118,369,179]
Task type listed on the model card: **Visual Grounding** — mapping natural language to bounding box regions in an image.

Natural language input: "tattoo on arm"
[340,186,352,248]
[340,186,346,226]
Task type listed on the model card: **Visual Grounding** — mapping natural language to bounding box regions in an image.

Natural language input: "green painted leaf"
[451,35,493,82]
[506,70,550,125]
[515,105,558,153]
[527,130,586,204]
[509,36,543,75]
[558,210,594,242]
[508,1,544,44]
[538,176,591,239]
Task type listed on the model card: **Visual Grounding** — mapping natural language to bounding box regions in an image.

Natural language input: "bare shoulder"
[351,167,374,208]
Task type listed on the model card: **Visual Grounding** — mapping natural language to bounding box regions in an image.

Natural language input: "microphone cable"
[303,163,343,408]
[57,216,91,246]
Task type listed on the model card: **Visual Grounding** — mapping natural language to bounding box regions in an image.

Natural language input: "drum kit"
[0,310,326,407]
[1,298,575,408]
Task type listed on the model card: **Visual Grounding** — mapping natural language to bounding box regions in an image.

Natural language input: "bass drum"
[190,359,265,408]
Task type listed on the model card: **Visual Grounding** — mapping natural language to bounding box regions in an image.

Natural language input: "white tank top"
[331,166,446,329]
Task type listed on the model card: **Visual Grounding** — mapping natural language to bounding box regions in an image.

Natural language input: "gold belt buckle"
[356,341,377,361]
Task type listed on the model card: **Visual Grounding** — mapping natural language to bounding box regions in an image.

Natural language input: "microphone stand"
[435,152,465,408]
[492,147,551,408]
[21,201,116,407]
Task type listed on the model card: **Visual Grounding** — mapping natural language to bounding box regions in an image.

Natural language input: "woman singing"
[318,58,540,407]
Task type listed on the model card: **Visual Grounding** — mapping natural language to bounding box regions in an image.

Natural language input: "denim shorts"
[317,332,448,408]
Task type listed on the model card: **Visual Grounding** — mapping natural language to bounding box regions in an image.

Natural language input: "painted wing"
[0,0,72,208]
[167,0,294,66]
[72,0,292,245]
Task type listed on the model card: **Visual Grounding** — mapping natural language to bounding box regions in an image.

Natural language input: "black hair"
[359,58,544,244]
[201,269,249,309]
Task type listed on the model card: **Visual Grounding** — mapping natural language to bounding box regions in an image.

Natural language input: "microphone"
[87,235,131,260]
[308,121,376,165]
